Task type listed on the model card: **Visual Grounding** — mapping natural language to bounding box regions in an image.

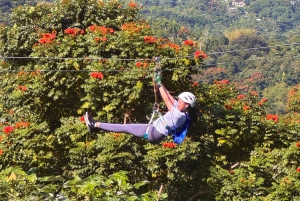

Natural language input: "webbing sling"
[144,57,161,139]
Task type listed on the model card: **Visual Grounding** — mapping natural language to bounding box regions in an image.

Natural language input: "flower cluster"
[14,121,30,129]
[258,97,267,106]
[38,32,56,44]
[17,85,27,91]
[250,90,258,96]
[3,126,14,135]
[266,114,279,123]
[243,105,251,111]
[297,167,300,173]
[162,142,176,148]
[194,50,207,59]
[95,37,107,42]
[90,72,104,79]
[225,104,232,110]
[215,79,230,85]
[113,133,121,138]
[135,61,148,68]
[160,42,180,52]
[296,141,300,147]
[183,39,194,46]
[144,36,157,43]
[192,81,199,87]
[121,22,149,33]
[237,94,246,100]
[64,27,84,36]
[129,1,137,8]
[89,25,114,34]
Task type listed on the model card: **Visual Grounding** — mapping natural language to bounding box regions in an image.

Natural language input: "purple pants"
[99,123,166,144]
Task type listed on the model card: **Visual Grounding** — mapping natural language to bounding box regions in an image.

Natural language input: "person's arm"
[158,84,176,112]
[154,71,176,111]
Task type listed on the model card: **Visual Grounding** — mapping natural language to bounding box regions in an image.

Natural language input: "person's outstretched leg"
[84,112,166,143]
[84,112,147,137]
[100,123,149,137]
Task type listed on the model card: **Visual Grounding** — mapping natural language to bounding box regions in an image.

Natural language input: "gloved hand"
[154,71,162,85]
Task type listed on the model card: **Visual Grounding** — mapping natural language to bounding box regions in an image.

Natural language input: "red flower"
[64,27,82,36]
[0,136,2,141]
[237,94,246,99]
[0,150,3,155]
[215,80,230,85]
[135,61,141,67]
[129,1,137,8]
[261,97,267,103]
[90,72,104,79]
[38,33,56,44]
[194,50,207,59]
[266,114,279,123]
[94,37,107,42]
[229,99,236,104]
[142,62,148,68]
[192,81,199,87]
[183,39,194,46]
[258,97,268,106]
[296,141,300,147]
[64,27,75,34]
[144,36,157,43]
[79,116,85,122]
[219,79,229,84]
[15,122,30,128]
[17,85,27,91]
[225,104,232,110]
[250,91,258,96]
[297,167,300,172]
[162,142,176,148]
[89,25,97,32]
[243,105,250,111]
[3,126,14,135]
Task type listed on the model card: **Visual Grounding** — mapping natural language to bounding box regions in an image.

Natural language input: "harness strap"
[144,103,159,139]
[144,57,162,139]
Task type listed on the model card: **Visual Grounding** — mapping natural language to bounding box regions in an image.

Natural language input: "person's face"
[178,98,189,112]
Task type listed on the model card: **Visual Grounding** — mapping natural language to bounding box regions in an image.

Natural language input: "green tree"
[0,0,205,199]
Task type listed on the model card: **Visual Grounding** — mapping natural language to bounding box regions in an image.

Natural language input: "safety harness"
[143,102,190,144]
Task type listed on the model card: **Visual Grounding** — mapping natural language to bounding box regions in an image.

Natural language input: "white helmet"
[178,92,196,107]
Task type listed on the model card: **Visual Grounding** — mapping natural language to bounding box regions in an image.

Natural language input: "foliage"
[0,0,300,200]
[0,166,163,200]
[0,0,205,200]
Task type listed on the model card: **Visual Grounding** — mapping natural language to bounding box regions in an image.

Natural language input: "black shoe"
[84,112,96,133]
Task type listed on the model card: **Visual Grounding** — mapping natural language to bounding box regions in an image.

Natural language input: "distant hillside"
[2,0,300,39]
[128,0,300,40]
[0,0,53,25]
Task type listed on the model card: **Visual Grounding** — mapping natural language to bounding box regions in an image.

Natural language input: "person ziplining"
[84,60,197,144]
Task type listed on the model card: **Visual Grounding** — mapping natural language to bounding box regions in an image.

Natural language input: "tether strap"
[144,57,162,139]
[153,57,161,103]
[144,103,160,139]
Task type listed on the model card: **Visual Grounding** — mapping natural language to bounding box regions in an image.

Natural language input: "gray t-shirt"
[152,101,187,136]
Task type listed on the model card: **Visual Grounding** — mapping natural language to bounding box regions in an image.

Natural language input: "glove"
[154,72,162,85]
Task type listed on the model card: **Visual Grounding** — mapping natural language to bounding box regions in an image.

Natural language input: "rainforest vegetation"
[0,0,300,200]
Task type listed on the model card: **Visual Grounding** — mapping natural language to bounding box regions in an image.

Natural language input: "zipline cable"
[0,42,299,73]
[0,42,299,61]
[1,51,300,73]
